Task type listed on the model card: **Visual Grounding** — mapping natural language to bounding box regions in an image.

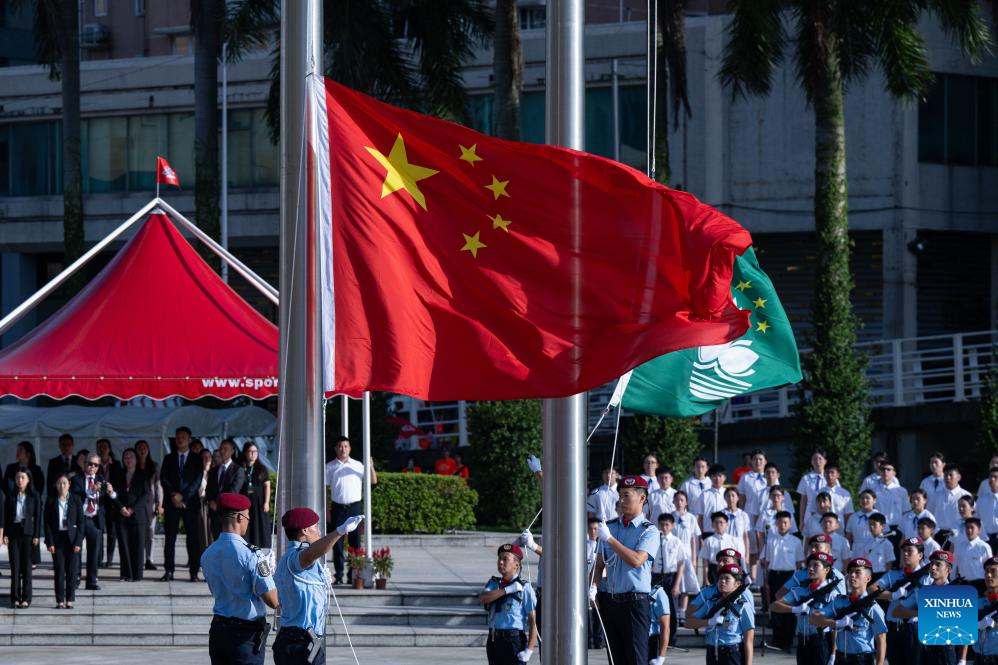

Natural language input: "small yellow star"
[489,213,512,232]
[461,231,487,258]
[458,144,483,166]
[735,280,752,292]
[485,176,510,200]
[364,133,439,211]
[756,320,770,333]
[753,297,767,309]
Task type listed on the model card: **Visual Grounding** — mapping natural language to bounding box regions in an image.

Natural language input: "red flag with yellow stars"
[317,78,752,401]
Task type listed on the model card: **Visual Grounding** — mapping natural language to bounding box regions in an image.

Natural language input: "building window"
[519,5,546,30]
[85,117,127,192]
[94,0,108,17]
[0,126,9,195]
[127,114,168,191]
[134,0,144,16]
[9,121,60,196]
[918,73,998,166]
[172,35,193,56]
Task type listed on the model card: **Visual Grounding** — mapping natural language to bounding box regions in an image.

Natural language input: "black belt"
[332,501,359,509]
[605,592,645,602]
[213,615,265,628]
[277,626,314,641]
[709,644,741,652]
[489,628,525,638]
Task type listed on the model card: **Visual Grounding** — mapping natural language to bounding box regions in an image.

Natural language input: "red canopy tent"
[0,213,279,400]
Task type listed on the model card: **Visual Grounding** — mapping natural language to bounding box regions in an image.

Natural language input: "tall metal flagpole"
[362,393,373,567]
[542,2,587,665]
[277,0,325,553]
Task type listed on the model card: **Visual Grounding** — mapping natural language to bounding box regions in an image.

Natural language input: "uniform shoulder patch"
[257,558,273,577]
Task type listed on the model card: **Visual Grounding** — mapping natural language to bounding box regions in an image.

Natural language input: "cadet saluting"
[273,507,364,665]
[201,493,280,665]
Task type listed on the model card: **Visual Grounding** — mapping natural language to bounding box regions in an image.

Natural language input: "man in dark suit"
[70,453,117,590]
[47,433,76,496]
[205,438,248,540]
[159,426,202,582]
[95,438,122,568]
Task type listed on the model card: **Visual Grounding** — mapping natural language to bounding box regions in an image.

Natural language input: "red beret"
[718,563,743,580]
[619,476,648,490]
[847,557,873,571]
[715,548,742,563]
[930,550,955,565]
[808,534,832,546]
[218,493,251,512]
[901,537,924,549]
[498,543,524,561]
[281,507,320,530]
[984,556,998,569]
[807,551,835,567]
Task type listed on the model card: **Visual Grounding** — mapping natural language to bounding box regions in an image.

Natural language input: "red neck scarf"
[988,593,998,603]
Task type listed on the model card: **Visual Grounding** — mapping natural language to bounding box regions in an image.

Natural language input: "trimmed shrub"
[371,472,478,533]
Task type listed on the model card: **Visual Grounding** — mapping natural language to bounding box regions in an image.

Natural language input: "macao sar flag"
[612,247,801,417]
[312,78,754,401]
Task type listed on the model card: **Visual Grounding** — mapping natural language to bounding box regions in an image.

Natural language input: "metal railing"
[587,329,998,427]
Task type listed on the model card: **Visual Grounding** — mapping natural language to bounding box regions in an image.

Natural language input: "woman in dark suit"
[4,441,45,569]
[3,469,42,607]
[44,474,84,608]
[110,447,148,582]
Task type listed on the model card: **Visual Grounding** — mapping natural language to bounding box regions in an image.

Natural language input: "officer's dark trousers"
[767,570,795,649]
[707,644,743,665]
[52,532,77,603]
[837,655,874,665]
[486,628,526,665]
[273,627,324,665]
[922,645,956,665]
[598,592,650,665]
[164,505,199,576]
[330,501,361,582]
[796,632,831,665]
[209,617,264,665]
[82,516,103,586]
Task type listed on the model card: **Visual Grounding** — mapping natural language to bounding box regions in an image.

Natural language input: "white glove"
[596,521,612,542]
[826,655,835,665]
[589,584,598,602]
[265,549,276,572]
[527,455,542,474]
[504,581,524,595]
[336,515,364,535]
[958,660,967,665]
[835,616,853,630]
[979,615,995,630]
[909,616,918,624]
[520,529,538,552]
[792,602,811,615]
[517,648,533,662]
[891,583,909,600]
[650,658,665,665]
[710,613,726,626]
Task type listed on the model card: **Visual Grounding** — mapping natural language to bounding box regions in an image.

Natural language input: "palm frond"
[660,0,691,127]
[719,0,787,99]
[224,0,279,63]
[792,1,841,107]
[11,0,61,78]
[926,0,992,63]
[832,0,877,84]
[870,0,933,100]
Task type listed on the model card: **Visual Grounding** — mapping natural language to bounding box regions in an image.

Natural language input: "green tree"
[652,0,692,185]
[467,399,542,529]
[192,0,225,271]
[492,0,522,140]
[719,1,990,493]
[619,413,702,478]
[978,360,998,462]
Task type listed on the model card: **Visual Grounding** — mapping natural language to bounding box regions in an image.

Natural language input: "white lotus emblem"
[697,340,759,376]
[690,340,759,401]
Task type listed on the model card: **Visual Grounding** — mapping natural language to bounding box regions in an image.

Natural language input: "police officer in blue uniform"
[686,563,756,665]
[975,556,998,665]
[273,507,364,665]
[810,557,888,665]
[201,493,280,665]
[772,551,839,665]
[869,537,931,665]
[590,475,660,665]
[893,550,957,665]
[479,543,538,664]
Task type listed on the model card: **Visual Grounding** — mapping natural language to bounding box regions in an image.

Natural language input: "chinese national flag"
[156,156,180,188]
[317,79,752,401]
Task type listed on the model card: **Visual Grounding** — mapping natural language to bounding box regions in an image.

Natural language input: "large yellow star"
[735,280,752,292]
[364,134,439,211]
[461,231,487,258]
[753,297,767,309]
[459,144,482,166]
[756,320,771,333]
[489,213,512,232]
[485,176,510,200]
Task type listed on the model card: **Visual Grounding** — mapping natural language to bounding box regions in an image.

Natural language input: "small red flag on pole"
[155,156,180,197]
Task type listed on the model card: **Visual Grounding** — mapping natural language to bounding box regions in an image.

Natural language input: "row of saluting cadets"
[479,475,998,665]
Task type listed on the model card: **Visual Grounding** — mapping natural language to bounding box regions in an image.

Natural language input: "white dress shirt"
[829,532,852,571]
[921,474,946,503]
[871,479,909,525]
[725,509,752,542]
[586,484,619,522]
[672,511,701,560]
[653,532,685,574]
[900,509,937,540]
[825,484,854,520]
[324,457,365,505]
[859,472,882,494]
[754,507,799,537]
[854,536,895,573]
[932,486,972,531]
[14,494,25,523]
[955,537,992,580]
[796,471,828,515]
[695,486,727,527]
[978,491,998,537]
[922,537,941,558]
[644,487,676,524]
[846,510,876,546]
[737,471,769,517]
[679,476,709,509]
[761,531,803,571]
[58,498,69,531]
[700,533,744,563]
[640,474,660,492]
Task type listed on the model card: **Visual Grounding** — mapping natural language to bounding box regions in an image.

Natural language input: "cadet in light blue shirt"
[686,563,755,664]
[975,556,998,661]
[272,507,364,665]
[777,535,847,601]
[893,550,958,665]
[648,586,671,665]
[868,537,931,665]
[479,543,538,665]
[772,552,839,664]
[200,493,279,665]
[810,557,887,663]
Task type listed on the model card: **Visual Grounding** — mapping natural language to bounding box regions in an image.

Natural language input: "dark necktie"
[935,478,940,491]
[86,477,97,514]
[179,453,186,473]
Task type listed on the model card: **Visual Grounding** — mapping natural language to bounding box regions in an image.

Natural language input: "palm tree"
[192,0,225,270]
[492,0,522,140]
[653,0,691,185]
[720,1,991,490]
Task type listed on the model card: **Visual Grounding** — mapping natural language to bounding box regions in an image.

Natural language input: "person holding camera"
[70,453,117,590]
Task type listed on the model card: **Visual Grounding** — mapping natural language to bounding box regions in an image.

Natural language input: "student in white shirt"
[859,451,889,494]
[846,489,878,548]
[762,463,797,517]
[802,492,834,539]
[931,463,972,532]
[641,454,661,492]
[954,517,992,587]
[870,460,908,531]
[694,464,728,532]
[760,510,804,651]
[796,448,828,531]
[723,487,751,557]
[736,449,769,522]
[820,512,852,571]
[679,457,710,514]
[919,451,947,505]
[976,466,998,551]
[949,495,981,549]
[651,513,685,646]
[917,518,941,558]
[755,486,798,552]
[823,464,854,524]
[586,467,619,522]
[671,491,701,624]
[978,455,998,498]
[699,512,743,583]
[644,468,676,524]
[854,512,895,574]
[900,489,937,540]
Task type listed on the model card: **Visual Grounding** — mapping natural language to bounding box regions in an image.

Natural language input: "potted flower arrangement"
[347,547,368,589]
[372,547,394,590]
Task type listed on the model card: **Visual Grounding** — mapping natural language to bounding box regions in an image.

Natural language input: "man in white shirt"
[919,452,947,506]
[796,448,827,530]
[586,468,619,522]
[954,517,992,587]
[859,451,889,494]
[931,463,972,532]
[652,513,686,647]
[736,450,769,523]
[645,468,676,524]
[977,466,998,551]
[870,460,908,533]
[823,465,854,524]
[679,457,709,513]
[694,464,728,532]
[325,436,377,584]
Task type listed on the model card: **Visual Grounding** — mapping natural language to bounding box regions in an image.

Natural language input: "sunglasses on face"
[87,462,100,467]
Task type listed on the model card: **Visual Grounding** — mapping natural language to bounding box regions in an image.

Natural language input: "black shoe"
[145,561,157,571]
[334,578,343,585]
[190,573,199,582]
[120,577,131,582]
[159,572,174,582]
[85,584,101,591]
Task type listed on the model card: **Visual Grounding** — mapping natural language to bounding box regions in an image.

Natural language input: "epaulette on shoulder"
[607,517,621,525]
[589,488,600,495]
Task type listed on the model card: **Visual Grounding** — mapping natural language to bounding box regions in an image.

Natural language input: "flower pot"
[375,578,388,590]
[352,578,365,590]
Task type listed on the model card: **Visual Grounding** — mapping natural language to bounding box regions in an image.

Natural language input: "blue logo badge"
[918,585,978,646]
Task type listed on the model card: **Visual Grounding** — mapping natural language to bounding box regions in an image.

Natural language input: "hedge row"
[370,472,478,533]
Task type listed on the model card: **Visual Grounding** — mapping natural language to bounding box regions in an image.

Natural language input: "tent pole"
[0,197,160,340]
[154,198,279,305]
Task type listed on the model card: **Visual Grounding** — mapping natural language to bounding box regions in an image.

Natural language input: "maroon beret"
[718,563,743,580]
[218,493,251,512]
[808,534,832,546]
[498,543,524,561]
[619,476,648,490]
[847,557,873,571]
[930,550,955,565]
[715,548,743,563]
[901,537,924,550]
[807,551,835,567]
[984,556,998,569]
[281,507,320,530]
